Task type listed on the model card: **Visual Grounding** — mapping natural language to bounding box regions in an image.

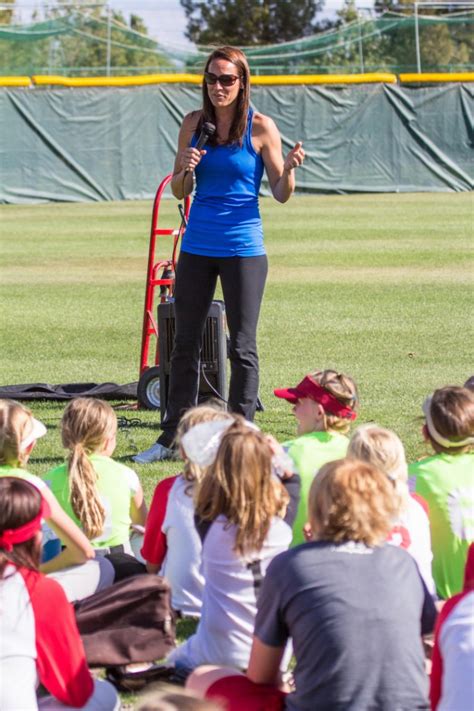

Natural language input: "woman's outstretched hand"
[283,141,305,172]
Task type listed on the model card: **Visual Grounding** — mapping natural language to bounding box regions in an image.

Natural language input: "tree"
[373,0,473,71]
[336,0,358,24]
[47,2,172,74]
[0,1,173,76]
[180,0,322,45]
[373,0,411,15]
[302,1,390,73]
[0,0,15,24]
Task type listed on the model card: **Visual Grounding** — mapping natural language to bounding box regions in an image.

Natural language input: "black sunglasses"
[204,72,241,87]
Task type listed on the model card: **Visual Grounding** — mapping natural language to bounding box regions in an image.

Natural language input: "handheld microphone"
[184,122,216,176]
[195,121,216,151]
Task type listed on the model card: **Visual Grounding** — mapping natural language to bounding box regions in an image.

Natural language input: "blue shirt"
[181,109,265,258]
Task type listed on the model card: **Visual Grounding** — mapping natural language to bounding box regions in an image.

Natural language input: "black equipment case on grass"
[158,300,227,421]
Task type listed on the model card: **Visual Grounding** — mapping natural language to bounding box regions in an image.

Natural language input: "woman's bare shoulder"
[252,111,278,134]
[182,110,203,132]
[251,111,280,151]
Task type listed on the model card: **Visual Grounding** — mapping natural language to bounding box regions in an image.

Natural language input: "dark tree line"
[180,0,323,45]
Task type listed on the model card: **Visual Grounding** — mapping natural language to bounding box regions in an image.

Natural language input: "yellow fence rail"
[0,76,31,86]
[1,73,473,88]
[399,72,474,83]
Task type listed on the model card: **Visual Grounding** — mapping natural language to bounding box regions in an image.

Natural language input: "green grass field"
[1,192,473,502]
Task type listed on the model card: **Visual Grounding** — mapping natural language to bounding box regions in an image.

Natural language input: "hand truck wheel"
[137,366,161,410]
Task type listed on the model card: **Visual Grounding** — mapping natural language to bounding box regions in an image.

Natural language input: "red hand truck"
[137,175,191,409]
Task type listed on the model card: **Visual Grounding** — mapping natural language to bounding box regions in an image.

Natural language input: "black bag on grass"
[104,664,186,693]
[104,551,147,581]
[74,574,176,667]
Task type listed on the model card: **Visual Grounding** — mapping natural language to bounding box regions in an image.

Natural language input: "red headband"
[0,498,51,553]
[274,375,357,420]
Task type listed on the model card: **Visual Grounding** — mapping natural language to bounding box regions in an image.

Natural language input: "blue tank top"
[181,108,265,258]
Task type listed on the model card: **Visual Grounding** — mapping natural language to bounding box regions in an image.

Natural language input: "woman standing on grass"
[135,45,305,463]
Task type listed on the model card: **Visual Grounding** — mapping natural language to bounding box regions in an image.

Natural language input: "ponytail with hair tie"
[68,442,106,540]
[61,397,117,541]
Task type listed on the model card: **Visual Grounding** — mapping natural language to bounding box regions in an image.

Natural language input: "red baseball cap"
[274,375,357,420]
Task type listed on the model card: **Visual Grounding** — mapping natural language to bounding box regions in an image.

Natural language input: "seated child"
[274,368,358,544]
[409,385,474,599]
[167,417,293,674]
[141,403,233,617]
[0,399,113,601]
[348,424,435,595]
[430,543,474,710]
[43,398,147,579]
[188,459,437,711]
[0,476,119,710]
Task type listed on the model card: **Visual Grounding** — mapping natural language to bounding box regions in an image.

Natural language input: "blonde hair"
[309,459,397,547]
[61,398,116,539]
[196,417,289,556]
[176,402,232,484]
[0,399,36,468]
[347,424,409,514]
[311,369,358,434]
[425,386,474,454]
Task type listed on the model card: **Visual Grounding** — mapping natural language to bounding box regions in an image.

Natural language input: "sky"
[13,1,375,48]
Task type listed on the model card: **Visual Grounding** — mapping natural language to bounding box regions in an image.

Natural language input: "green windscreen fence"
[0,10,473,76]
[1,82,472,203]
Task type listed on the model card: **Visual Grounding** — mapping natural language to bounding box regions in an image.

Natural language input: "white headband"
[21,417,47,450]
[423,396,474,449]
[181,418,259,468]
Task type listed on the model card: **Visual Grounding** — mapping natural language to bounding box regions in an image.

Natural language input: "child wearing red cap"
[0,477,119,710]
[274,369,358,545]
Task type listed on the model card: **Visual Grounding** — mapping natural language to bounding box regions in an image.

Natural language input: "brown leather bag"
[74,574,176,666]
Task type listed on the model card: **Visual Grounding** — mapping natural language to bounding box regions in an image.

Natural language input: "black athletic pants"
[157,251,268,448]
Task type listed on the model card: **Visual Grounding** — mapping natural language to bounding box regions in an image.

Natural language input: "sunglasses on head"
[204,72,241,87]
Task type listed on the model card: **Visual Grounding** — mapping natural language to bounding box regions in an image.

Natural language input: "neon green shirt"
[283,431,349,546]
[0,464,46,492]
[0,464,61,544]
[409,451,474,599]
[42,454,140,549]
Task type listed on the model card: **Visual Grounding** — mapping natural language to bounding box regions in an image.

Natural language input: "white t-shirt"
[387,494,435,596]
[161,477,204,616]
[167,515,292,670]
[0,566,38,710]
[437,590,474,711]
[0,565,94,709]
